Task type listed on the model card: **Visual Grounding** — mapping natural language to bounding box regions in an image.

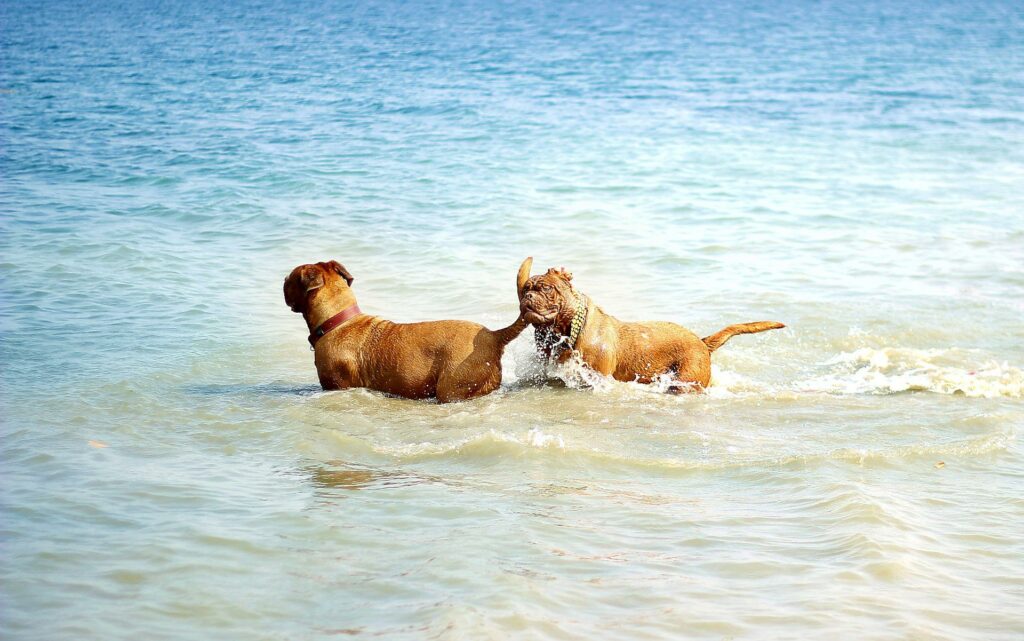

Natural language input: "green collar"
[567,293,589,348]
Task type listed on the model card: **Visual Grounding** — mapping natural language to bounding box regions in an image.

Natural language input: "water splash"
[797,347,1023,398]
[533,344,1022,399]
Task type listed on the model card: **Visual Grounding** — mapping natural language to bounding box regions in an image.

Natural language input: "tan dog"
[285,261,528,402]
[516,258,784,390]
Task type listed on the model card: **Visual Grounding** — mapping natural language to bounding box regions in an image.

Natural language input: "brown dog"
[285,261,528,402]
[516,257,784,390]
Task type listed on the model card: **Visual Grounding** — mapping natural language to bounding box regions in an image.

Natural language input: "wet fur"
[285,261,528,403]
[516,257,784,390]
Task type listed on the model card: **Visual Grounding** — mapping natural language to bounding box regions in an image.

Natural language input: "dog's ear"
[325,260,354,286]
[517,257,533,299]
[546,266,573,282]
[283,265,326,313]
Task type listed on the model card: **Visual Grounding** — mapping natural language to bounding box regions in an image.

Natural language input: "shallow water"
[2,1,1023,639]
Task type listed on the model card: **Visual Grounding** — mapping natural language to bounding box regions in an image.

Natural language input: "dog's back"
[601,315,713,386]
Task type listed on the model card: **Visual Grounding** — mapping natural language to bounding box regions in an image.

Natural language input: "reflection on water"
[308,462,431,492]
[310,466,382,491]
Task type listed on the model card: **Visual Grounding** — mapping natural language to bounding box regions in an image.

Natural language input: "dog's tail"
[702,321,785,353]
[493,314,531,346]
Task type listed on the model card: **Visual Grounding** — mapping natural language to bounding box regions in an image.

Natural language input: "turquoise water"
[2,1,1023,639]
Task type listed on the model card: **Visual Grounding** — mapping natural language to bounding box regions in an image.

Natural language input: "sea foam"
[796,347,1023,398]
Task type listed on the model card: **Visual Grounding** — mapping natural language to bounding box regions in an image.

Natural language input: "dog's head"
[516,257,579,328]
[283,260,355,314]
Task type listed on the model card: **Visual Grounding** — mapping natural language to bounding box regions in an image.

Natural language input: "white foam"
[516,340,1022,401]
[525,427,566,449]
[798,347,1023,398]
[547,350,617,392]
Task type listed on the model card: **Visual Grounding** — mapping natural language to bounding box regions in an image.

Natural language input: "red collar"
[308,304,362,347]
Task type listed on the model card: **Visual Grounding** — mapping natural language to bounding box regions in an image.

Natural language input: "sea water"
[2,1,1023,639]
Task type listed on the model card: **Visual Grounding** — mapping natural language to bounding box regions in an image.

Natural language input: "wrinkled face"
[283,260,354,313]
[519,267,576,327]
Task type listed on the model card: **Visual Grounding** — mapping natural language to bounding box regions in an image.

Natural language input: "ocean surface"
[2,1,1023,639]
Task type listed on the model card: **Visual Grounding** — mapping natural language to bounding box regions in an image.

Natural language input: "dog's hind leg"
[666,379,704,394]
[435,360,502,403]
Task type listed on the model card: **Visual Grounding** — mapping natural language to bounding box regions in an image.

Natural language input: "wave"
[535,345,1023,399]
[794,347,1023,399]
[321,426,1015,472]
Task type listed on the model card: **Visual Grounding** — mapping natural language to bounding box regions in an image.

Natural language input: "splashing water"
[799,348,1024,398]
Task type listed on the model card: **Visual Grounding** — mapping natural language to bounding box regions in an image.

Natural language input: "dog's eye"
[541,284,553,293]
